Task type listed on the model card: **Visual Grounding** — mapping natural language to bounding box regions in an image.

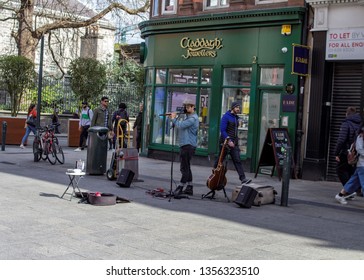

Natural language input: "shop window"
[145,69,154,85]
[202,68,212,85]
[260,67,284,86]
[222,67,252,156]
[168,69,199,85]
[143,87,153,152]
[198,88,210,149]
[152,0,159,17]
[162,0,176,14]
[156,68,167,84]
[204,0,229,9]
[152,87,166,144]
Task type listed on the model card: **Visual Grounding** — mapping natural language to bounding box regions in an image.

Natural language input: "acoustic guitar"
[206,138,229,191]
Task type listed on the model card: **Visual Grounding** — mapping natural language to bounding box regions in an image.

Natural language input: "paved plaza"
[1,144,364,260]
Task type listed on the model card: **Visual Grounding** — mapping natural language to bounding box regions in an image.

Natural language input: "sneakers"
[74,147,82,152]
[183,185,193,196]
[174,185,184,196]
[241,178,252,185]
[335,194,348,205]
[20,144,25,149]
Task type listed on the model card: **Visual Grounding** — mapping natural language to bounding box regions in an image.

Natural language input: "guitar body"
[206,139,229,191]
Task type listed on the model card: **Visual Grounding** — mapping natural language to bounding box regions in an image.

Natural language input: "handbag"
[26,115,36,126]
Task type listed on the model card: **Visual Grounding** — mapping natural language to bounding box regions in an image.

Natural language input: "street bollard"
[1,121,7,151]
[281,146,291,206]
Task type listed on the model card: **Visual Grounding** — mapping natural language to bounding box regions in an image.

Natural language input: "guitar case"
[234,185,258,208]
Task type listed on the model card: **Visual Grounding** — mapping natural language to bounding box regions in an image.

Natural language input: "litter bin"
[86,126,109,175]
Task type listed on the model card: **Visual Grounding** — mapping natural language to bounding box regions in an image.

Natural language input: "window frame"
[203,0,229,10]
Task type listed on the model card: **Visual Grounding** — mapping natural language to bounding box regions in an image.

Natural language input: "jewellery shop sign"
[180,37,223,59]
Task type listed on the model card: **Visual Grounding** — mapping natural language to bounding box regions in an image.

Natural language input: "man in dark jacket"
[215,101,251,186]
[335,106,362,186]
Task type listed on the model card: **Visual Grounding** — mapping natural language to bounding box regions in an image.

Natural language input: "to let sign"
[326,28,364,60]
[292,44,310,76]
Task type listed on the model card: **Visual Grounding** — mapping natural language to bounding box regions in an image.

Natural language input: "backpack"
[347,141,359,166]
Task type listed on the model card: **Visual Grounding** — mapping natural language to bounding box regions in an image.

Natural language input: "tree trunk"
[17,0,38,61]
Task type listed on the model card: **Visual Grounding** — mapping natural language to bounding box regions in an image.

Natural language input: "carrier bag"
[234,185,258,208]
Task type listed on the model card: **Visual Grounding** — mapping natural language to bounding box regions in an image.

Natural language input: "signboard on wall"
[326,27,364,60]
[291,44,310,76]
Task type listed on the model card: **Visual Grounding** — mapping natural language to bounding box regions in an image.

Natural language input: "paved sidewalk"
[1,145,364,260]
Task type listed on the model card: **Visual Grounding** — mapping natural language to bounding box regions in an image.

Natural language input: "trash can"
[86,126,109,175]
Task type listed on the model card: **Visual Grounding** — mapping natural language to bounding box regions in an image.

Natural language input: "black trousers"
[79,125,90,148]
[179,144,196,184]
[337,154,356,186]
[214,144,246,182]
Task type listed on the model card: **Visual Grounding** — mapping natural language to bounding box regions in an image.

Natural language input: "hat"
[183,98,195,106]
[231,101,240,110]
[82,101,88,105]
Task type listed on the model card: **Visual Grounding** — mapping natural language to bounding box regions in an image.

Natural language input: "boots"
[174,185,184,196]
[183,185,193,196]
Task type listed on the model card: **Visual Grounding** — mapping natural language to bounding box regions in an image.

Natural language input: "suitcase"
[116,169,135,187]
[232,183,277,206]
[250,184,277,206]
[234,185,258,208]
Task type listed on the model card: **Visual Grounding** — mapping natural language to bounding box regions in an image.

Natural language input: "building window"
[222,67,252,156]
[260,67,284,86]
[152,0,159,17]
[204,0,229,10]
[256,0,287,4]
[162,0,176,14]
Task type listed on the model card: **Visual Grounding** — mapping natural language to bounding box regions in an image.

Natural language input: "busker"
[215,101,252,186]
[168,98,199,196]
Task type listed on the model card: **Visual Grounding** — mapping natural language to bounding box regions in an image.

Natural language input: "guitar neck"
[217,139,229,165]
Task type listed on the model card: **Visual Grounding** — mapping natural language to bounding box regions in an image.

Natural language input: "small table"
[62,171,86,201]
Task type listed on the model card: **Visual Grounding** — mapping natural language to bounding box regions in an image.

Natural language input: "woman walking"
[20,104,37,148]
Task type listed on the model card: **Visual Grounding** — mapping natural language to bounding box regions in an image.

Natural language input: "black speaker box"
[116,169,135,188]
[234,185,258,208]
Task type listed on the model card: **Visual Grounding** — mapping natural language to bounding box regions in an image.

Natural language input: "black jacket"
[335,113,362,156]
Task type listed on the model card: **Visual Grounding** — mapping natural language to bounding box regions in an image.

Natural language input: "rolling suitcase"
[234,185,258,208]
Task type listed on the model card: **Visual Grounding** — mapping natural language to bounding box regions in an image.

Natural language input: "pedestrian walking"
[74,101,93,151]
[334,106,362,186]
[20,104,37,148]
[335,126,364,205]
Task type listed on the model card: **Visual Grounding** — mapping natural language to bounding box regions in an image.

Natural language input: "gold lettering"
[295,57,308,64]
[180,37,223,59]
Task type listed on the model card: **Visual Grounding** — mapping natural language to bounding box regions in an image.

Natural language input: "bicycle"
[33,125,64,165]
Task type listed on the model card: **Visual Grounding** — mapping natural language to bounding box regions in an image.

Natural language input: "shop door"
[327,63,364,181]
[257,91,281,159]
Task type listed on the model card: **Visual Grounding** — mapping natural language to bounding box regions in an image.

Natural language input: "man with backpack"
[335,126,364,204]
[334,106,362,186]
[74,101,93,151]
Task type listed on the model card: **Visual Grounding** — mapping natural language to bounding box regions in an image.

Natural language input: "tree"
[69,57,107,104]
[0,55,35,116]
[0,0,150,65]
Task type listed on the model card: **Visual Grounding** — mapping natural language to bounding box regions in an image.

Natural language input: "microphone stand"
[168,111,183,202]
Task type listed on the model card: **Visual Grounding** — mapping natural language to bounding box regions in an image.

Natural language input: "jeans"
[336,154,356,185]
[343,166,364,194]
[79,125,90,148]
[214,144,246,182]
[21,125,37,145]
[179,144,196,184]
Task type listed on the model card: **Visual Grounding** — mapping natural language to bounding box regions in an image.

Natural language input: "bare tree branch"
[47,32,66,77]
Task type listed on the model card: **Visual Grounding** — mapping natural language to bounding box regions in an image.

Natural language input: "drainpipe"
[295,4,310,178]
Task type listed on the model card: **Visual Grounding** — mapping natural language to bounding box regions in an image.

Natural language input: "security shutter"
[327,63,363,181]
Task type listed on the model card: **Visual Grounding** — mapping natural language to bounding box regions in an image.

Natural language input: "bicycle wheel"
[46,142,57,165]
[54,138,65,164]
[32,136,42,162]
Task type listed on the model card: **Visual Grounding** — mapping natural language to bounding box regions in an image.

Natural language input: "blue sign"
[282,95,297,112]
[292,44,310,76]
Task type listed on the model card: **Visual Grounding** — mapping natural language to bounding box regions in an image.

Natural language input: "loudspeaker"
[116,169,135,188]
[234,185,258,208]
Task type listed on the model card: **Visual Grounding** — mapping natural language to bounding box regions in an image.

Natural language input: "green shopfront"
[139,7,307,173]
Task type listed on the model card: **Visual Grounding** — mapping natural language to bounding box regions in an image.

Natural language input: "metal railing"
[0,77,143,117]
